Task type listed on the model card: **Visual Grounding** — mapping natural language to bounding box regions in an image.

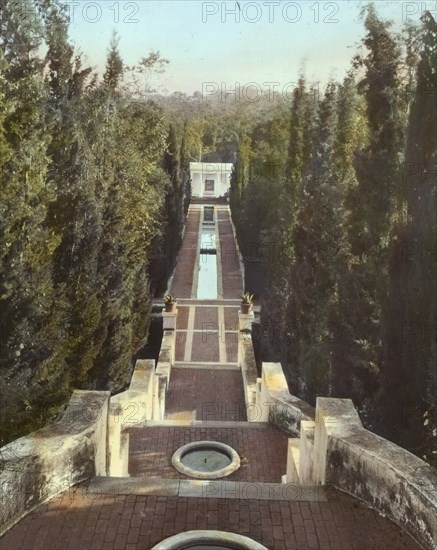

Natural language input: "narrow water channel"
[197,229,218,299]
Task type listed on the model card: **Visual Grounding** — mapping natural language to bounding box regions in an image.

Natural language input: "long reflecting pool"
[197,229,217,299]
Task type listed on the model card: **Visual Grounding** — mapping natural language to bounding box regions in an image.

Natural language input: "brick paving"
[178,299,241,306]
[225,332,239,363]
[0,203,425,550]
[224,306,239,331]
[174,332,186,362]
[175,306,189,330]
[0,489,422,550]
[128,425,287,481]
[170,207,200,298]
[217,208,244,299]
[175,305,239,364]
[165,368,246,421]
[191,332,220,362]
[193,306,219,330]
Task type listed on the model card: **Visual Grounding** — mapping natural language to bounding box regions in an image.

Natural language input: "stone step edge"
[87,476,327,502]
[128,420,270,429]
[174,362,239,370]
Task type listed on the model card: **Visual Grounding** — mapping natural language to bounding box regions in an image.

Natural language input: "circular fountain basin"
[171,441,240,479]
[150,530,268,550]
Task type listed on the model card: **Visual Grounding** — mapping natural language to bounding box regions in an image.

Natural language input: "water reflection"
[197,229,217,299]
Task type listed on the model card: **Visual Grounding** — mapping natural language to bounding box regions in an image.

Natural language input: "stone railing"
[107,359,155,476]
[0,391,109,536]
[0,307,178,534]
[154,309,178,418]
[316,398,437,550]
[237,321,314,428]
[253,358,437,550]
[237,311,258,417]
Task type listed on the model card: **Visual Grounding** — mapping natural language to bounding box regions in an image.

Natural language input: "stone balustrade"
[236,324,437,550]
[0,391,109,536]
[0,308,179,533]
[256,358,437,550]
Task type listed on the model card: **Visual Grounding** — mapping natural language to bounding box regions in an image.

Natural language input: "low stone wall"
[316,398,437,550]
[153,327,175,421]
[109,359,155,427]
[0,316,177,533]
[256,362,315,432]
[155,330,174,385]
[238,330,258,417]
[268,391,315,435]
[254,359,437,549]
[0,391,109,536]
[153,375,167,421]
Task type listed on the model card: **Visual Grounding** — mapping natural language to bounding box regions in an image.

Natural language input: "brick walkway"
[128,425,287,481]
[170,207,200,298]
[0,488,422,550]
[0,203,424,550]
[217,208,244,299]
[174,304,239,364]
[164,368,246,421]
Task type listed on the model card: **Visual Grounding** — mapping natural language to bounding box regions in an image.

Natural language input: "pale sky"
[66,1,421,94]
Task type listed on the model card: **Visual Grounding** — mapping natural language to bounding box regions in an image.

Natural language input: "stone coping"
[320,400,437,550]
[0,391,109,536]
[171,441,241,480]
[136,420,270,428]
[176,299,241,305]
[150,530,268,550]
[174,362,239,370]
[87,476,328,501]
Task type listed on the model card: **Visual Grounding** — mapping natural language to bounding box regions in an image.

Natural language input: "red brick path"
[128,425,287,481]
[225,332,239,362]
[224,306,239,331]
[0,489,422,550]
[191,332,220,362]
[170,207,200,298]
[165,368,246,421]
[194,307,219,330]
[217,209,244,299]
[175,306,189,330]
[0,202,424,550]
[175,332,186,362]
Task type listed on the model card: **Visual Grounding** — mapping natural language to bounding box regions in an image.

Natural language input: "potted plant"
[164,294,177,313]
[240,292,254,314]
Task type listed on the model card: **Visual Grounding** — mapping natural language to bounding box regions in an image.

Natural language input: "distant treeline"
[231,6,437,465]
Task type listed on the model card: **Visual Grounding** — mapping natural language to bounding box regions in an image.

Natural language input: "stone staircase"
[282,421,316,485]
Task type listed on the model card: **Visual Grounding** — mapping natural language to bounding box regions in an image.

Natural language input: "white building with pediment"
[189,162,233,198]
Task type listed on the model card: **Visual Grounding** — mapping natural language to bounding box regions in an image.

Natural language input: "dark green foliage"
[104,32,123,93]
[231,4,437,465]
[0,0,180,444]
[381,10,437,463]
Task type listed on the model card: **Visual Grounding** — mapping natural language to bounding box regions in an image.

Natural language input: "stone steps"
[283,421,317,486]
[284,438,301,484]
[87,476,327,502]
[128,420,270,429]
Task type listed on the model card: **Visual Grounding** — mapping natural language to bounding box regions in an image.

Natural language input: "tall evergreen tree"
[0,0,58,442]
[104,31,123,93]
[382,11,437,464]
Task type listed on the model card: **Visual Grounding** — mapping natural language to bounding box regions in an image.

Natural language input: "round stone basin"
[182,448,231,472]
[150,530,268,550]
[172,441,240,479]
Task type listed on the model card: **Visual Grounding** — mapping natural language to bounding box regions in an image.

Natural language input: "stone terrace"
[0,489,422,550]
[164,368,246,421]
[0,203,425,550]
